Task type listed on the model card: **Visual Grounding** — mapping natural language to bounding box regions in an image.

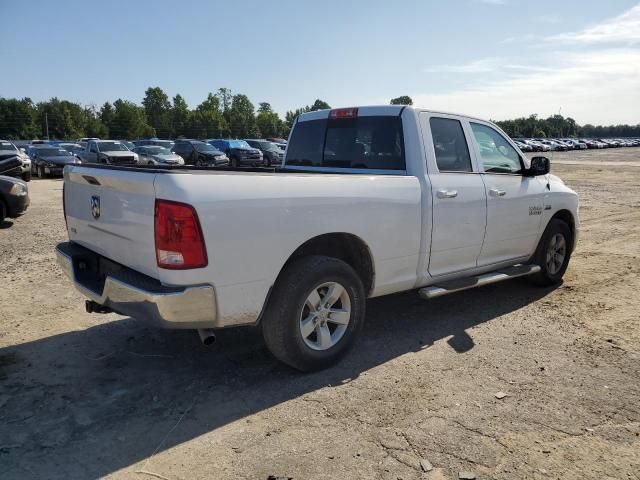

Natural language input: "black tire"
[38,165,46,179]
[529,219,572,286]
[22,171,31,182]
[262,255,366,372]
[0,200,6,224]
[230,156,238,168]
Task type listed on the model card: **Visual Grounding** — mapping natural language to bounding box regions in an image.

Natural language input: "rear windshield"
[286,116,405,171]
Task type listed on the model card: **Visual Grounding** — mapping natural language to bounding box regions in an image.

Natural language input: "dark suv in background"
[171,140,229,166]
[245,139,284,166]
[206,139,263,167]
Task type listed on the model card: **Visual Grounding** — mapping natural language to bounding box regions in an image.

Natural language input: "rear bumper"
[56,242,219,329]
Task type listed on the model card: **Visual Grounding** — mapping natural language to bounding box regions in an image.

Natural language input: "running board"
[418,264,541,299]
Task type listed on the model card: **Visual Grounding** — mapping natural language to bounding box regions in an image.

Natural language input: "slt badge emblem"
[91,195,101,220]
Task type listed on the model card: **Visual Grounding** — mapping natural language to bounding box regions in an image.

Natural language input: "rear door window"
[429,117,472,172]
[286,116,405,171]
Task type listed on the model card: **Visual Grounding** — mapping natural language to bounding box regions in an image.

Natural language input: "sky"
[1,0,639,125]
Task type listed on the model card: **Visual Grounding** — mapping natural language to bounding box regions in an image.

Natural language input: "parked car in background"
[245,139,285,166]
[133,139,175,150]
[536,139,568,151]
[58,143,85,160]
[266,137,287,144]
[206,139,264,167]
[561,139,587,150]
[0,140,31,181]
[133,145,185,166]
[30,146,81,178]
[0,175,29,224]
[171,139,229,166]
[512,139,533,152]
[121,141,136,151]
[80,140,139,164]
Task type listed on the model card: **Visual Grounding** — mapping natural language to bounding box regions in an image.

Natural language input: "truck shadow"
[1,279,555,479]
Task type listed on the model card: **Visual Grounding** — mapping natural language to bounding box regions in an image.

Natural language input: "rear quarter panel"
[154,172,422,326]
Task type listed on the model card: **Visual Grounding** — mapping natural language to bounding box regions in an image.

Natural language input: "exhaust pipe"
[85,300,113,314]
[197,329,216,346]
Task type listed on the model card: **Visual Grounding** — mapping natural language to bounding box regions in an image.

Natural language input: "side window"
[429,117,472,172]
[90,144,98,153]
[470,123,522,174]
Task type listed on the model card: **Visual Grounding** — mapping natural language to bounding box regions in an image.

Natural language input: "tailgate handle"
[82,175,101,186]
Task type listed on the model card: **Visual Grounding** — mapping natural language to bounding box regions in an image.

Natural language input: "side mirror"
[527,156,550,176]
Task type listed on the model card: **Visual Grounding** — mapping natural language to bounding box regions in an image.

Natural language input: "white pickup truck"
[56,106,579,371]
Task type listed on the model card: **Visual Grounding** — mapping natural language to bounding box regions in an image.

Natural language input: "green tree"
[390,95,413,105]
[100,102,114,131]
[227,94,259,138]
[309,99,331,111]
[110,99,155,139]
[185,93,227,138]
[171,94,189,138]
[84,105,108,138]
[216,88,233,112]
[37,98,86,139]
[0,97,38,139]
[256,102,284,138]
[142,87,171,137]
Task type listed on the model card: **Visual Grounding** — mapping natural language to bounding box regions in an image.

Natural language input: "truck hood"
[153,153,183,163]
[102,151,135,157]
[40,155,80,165]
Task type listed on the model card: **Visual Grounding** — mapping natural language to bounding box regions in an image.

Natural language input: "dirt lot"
[1,149,639,480]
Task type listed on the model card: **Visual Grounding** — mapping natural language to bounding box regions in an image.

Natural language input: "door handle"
[489,188,507,197]
[436,189,458,199]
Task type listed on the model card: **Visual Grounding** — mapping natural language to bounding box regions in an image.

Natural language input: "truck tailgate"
[64,166,159,279]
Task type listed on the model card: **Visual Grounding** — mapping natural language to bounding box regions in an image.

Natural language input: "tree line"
[493,114,640,139]
[0,87,331,141]
[0,90,638,140]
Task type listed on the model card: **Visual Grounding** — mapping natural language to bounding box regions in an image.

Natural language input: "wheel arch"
[549,209,576,250]
[279,233,375,297]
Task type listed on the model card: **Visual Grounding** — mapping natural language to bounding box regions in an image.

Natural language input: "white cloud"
[424,58,503,73]
[411,50,640,125]
[550,4,640,44]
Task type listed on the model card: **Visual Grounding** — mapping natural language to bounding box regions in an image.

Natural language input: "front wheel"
[38,165,46,178]
[22,171,31,182]
[529,219,572,286]
[262,256,366,371]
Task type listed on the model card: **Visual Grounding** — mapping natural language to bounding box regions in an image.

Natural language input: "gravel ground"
[1,150,639,480]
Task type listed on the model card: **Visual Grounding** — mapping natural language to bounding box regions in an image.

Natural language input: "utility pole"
[44,113,49,139]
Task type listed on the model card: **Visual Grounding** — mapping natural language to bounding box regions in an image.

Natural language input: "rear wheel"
[530,219,572,286]
[262,256,366,371]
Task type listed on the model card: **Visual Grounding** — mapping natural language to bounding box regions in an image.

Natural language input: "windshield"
[144,146,171,155]
[97,142,128,152]
[0,141,18,152]
[194,142,217,153]
[39,148,72,156]
[229,140,251,149]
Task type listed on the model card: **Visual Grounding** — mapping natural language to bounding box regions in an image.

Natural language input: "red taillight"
[154,199,207,269]
[329,108,358,119]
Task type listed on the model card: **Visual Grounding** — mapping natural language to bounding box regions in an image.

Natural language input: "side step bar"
[419,264,541,299]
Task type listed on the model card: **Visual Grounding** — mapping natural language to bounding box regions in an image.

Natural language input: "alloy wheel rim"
[299,282,351,351]
[546,233,567,275]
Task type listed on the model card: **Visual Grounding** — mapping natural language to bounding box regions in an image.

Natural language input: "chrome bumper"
[56,242,218,329]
